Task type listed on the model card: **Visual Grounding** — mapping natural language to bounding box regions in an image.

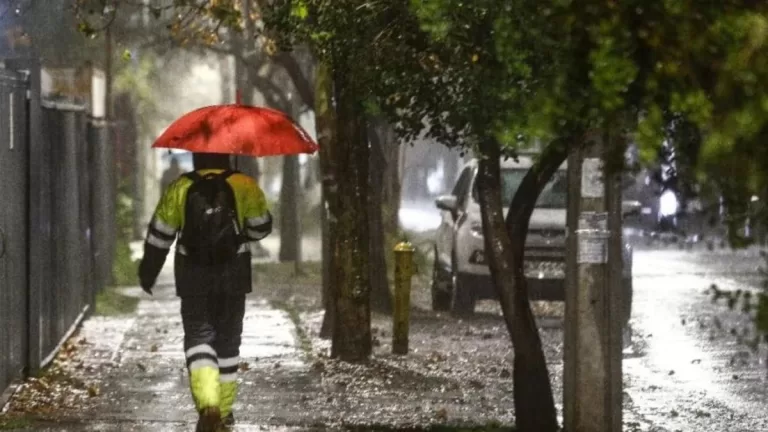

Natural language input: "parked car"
[431,155,634,329]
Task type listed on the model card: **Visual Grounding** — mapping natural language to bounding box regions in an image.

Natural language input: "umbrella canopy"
[152,105,318,156]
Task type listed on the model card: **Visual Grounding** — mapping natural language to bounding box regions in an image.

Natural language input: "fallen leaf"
[469,379,485,389]
[149,344,158,353]
[87,385,100,397]
[435,407,448,421]
[713,317,722,329]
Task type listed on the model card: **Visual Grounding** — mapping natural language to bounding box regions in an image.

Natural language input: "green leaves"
[76,21,98,39]
[409,0,450,40]
[290,1,309,20]
[589,19,638,112]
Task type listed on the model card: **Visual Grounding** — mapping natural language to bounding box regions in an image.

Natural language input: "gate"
[40,105,91,360]
[0,68,30,395]
[0,60,116,400]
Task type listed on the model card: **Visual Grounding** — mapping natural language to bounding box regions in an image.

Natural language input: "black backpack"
[179,170,243,265]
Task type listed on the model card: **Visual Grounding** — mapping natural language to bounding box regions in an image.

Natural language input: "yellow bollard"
[393,241,415,355]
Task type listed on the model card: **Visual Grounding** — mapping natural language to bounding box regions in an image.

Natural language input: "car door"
[436,166,473,268]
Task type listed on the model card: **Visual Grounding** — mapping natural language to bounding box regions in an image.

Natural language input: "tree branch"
[273,51,316,108]
[249,73,292,111]
[505,137,572,261]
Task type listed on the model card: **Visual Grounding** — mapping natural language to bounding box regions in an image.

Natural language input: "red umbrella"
[152,102,318,156]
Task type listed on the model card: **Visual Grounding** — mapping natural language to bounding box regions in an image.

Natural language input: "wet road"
[624,246,768,432]
[398,201,768,430]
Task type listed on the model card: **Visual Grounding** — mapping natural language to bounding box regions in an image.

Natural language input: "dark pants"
[181,293,246,376]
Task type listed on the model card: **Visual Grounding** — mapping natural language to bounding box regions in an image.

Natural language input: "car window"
[471,168,567,209]
[452,167,473,209]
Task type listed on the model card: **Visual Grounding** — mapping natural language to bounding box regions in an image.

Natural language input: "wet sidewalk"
[3,279,318,431]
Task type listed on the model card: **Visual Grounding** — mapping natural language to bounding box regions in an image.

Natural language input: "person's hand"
[141,282,153,296]
[138,266,154,295]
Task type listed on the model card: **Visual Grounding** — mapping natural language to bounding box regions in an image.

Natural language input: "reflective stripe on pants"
[181,294,245,414]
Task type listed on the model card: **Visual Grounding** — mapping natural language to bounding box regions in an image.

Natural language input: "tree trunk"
[330,64,371,361]
[220,53,233,104]
[506,139,571,239]
[369,120,393,314]
[279,155,301,263]
[475,137,560,432]
[379,122,401,236]
[319,183,334,339]
[506,139,570,432]
[315,61,336,339]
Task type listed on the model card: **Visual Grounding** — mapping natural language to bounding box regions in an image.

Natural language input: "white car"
[432,155,634,328]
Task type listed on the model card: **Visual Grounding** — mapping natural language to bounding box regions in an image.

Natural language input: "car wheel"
[431,249,452,312]
[451,270,476,316]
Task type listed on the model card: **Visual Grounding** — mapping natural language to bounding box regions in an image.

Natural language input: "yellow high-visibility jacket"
[138,169,272,296]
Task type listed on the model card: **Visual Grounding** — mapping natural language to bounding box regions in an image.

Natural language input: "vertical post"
[7,58,44,377]
[564,130,624,432]
[392,241,414,355]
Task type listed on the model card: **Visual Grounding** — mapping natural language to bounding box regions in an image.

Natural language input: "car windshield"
[473,168,567,209]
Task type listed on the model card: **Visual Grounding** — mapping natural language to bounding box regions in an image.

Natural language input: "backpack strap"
[219,169,237,180]
[183,171,203,182]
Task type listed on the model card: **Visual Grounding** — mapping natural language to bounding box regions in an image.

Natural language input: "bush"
[112,239,139,286]
[111,181,140,287]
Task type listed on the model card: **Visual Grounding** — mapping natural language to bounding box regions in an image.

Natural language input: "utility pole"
[564,129,624,432]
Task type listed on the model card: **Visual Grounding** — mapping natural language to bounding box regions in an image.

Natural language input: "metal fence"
[0,59,116,399]
[0,67,31,402]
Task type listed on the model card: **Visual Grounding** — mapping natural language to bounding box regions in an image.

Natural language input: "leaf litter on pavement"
[2,334,102,421]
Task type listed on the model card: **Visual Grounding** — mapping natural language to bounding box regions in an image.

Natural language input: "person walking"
[138,152,273,431]
[161,156,183,192]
